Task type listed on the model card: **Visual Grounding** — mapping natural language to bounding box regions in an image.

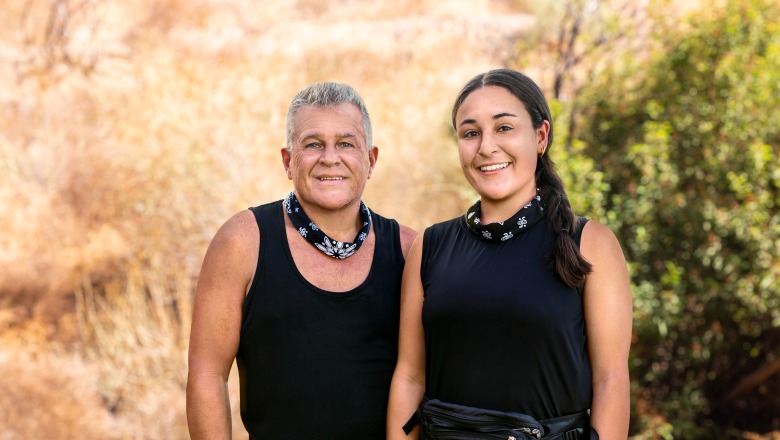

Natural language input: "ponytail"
[536,157,592,289]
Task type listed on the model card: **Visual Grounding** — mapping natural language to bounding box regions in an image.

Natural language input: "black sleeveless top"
[421,215,591,420]
[236,200,405,439]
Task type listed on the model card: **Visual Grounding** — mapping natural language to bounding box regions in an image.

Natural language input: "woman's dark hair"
[452,69,592,289]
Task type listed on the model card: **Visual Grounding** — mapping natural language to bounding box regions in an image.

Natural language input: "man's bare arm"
[187,210,258,440]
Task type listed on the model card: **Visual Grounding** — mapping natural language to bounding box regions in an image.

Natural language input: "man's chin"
[300,193,359,212]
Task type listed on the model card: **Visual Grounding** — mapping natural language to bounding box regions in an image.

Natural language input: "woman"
[387,69,631,439]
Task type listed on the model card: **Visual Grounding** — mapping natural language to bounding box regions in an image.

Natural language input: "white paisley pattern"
[517,217,528,228]
[284,193,293,213]
[315,237,358,259]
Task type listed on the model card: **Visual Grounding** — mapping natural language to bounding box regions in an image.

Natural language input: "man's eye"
[339,142,354,148]
[305,142,322,149]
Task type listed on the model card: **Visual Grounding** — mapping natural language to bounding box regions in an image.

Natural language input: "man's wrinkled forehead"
[292,105,366,138]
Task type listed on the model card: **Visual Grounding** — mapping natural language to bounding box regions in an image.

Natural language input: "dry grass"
[0,337,116,439]
[0,0,535,437]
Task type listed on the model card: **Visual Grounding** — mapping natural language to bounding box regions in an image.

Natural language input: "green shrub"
[567,0,780,436]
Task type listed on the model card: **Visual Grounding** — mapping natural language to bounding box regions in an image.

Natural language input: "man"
[186,82,416,439]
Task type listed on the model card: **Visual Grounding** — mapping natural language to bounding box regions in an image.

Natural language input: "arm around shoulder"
[187,209,259,440]
[580,221,632,440]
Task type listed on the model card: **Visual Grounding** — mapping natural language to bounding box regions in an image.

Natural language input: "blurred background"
[0,0,778,438]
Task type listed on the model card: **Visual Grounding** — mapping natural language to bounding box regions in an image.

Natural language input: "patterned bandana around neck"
[283,192,372,259]
[464,192,545,242]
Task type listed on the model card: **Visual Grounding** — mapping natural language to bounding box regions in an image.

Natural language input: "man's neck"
[295,199,363,243]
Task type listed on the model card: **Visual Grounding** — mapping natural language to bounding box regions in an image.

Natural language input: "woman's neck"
[479,188,538,225]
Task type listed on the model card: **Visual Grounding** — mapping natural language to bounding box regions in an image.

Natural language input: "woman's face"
[454,85,549,214]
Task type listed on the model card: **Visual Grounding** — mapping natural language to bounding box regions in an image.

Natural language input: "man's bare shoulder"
[213,209,258,246]
[197,209,261,300]
[397,224,418,259]
[204,209,260,269]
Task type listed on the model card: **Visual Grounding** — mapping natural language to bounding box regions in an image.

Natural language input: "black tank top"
[421,215,591,420]
[236,200,404,439]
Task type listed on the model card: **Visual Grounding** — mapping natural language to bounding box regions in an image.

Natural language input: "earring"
[538,148,546,157]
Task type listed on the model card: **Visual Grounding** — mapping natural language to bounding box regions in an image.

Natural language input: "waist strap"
[402,397,594,439]
[540,409,591,439]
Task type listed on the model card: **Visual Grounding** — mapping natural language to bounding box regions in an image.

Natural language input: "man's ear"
[281,148,292,180]
[367,146,379,179]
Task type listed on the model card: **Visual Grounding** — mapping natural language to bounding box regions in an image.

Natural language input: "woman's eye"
[462,130,479,138]
[498,125,512,132]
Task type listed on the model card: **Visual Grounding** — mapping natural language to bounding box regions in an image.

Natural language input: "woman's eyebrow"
[458,112,519,128]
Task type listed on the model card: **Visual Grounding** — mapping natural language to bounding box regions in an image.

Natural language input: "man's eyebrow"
[300,132,358,139]
[457,113,519,128]
[299,132,322,140]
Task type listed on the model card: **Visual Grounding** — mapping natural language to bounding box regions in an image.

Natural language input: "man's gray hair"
[285,82,373,150]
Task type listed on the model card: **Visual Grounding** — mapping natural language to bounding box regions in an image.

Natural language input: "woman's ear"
[537,120,551,156]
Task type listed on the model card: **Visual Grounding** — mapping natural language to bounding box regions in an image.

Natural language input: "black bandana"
[284,192,372,259]
[464,193,545,242]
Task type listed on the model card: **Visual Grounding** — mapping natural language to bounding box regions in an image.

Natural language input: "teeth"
[480,163,509,171]
[319,177,343,180]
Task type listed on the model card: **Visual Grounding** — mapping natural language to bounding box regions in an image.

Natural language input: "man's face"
[282,104,378,214]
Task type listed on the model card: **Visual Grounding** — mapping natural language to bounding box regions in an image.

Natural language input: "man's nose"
[319,144,340,165]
